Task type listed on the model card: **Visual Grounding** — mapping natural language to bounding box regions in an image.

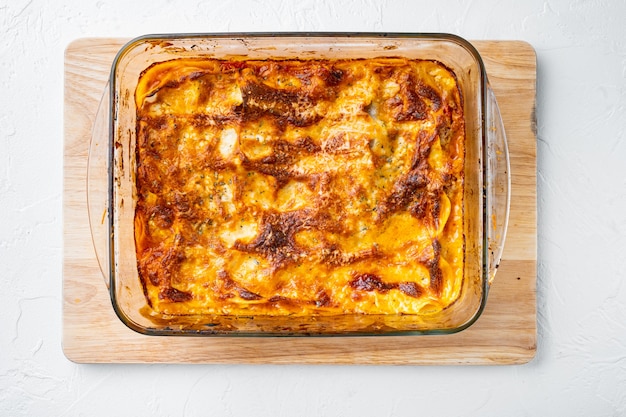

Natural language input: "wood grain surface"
[62,38,537,364]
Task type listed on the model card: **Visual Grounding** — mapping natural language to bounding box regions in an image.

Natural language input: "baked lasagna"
[134,57,465,318]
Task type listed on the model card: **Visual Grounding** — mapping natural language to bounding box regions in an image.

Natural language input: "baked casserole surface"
[134,57,465,317]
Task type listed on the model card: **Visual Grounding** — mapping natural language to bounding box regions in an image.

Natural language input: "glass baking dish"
[88,33,510,336]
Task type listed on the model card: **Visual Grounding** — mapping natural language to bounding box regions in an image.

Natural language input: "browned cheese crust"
[134,57,465,316]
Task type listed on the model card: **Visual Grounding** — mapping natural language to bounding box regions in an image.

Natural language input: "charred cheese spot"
[135,57,465,316]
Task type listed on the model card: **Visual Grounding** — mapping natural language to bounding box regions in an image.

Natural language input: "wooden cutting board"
[63,38,537,364]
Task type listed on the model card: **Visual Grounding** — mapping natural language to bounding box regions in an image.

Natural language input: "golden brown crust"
[134,57,465,316]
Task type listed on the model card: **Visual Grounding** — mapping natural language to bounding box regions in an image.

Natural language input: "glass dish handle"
[87,82,111,289]
[486,85,511,285]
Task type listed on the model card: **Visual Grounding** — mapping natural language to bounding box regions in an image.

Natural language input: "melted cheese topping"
[134,57,465,317]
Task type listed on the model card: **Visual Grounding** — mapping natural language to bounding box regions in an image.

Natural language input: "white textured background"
[1,0,626,415]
